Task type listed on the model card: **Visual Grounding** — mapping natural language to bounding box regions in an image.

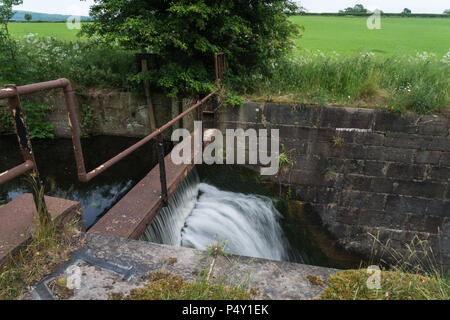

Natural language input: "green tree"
[24,12,32,21]
[81,0,300,97]
[353,4,367,13]
[0,0,23,80]
[0,0,22,35]
[444,9,450,15]
[401,8,412,16]
[341,4,367,14]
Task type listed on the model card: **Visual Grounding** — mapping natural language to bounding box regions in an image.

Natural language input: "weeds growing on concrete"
[0,217,84,300]
[110,242,256,300]
[279,144,296,172]
[320,269,448,300]
[319,233,450,300]
[0,176,84,300]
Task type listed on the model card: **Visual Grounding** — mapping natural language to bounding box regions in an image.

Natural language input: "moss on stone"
[319,269,449,300]
[109,270,254,300]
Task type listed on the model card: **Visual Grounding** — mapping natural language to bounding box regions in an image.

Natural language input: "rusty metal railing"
[215,52,226,88]
[0,53,225,211]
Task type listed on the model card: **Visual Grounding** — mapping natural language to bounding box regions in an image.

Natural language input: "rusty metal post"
[6,85,50,223]
[140,51,157,132]
[196,96,204,152]
[156,134,168,206]
[62,80,89,182]
[215,52,226,88]
[213,94,219,128]
[215,53,220,88]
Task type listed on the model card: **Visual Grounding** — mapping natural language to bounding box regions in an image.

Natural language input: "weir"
[87,130,216,239]
[141,168,291,261]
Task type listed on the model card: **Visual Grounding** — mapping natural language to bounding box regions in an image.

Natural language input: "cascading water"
[141,169,290,261]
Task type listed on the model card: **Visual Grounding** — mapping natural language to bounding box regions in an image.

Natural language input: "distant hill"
[11,10,90,22]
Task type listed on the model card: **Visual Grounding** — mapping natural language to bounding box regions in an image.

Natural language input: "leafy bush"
[0,108,14,133]
[22,102,54,139]
[0,34,136,89]
[222,93,245,108]
[0,101,54,138]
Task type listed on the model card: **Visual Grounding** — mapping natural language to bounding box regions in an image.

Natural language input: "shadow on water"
[0,135,166,229]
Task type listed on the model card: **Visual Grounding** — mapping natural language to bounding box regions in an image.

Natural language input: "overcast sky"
[13,0,450,16]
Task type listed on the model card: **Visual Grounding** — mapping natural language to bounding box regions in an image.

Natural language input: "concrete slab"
[29,233,339,300]
[88,130,214,240]
[0,193,81,264]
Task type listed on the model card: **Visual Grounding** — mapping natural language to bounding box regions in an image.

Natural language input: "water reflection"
[0,135,163,228]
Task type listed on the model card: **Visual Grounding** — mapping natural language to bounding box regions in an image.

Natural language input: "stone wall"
[218,102,450,270]
[0,89,194,139]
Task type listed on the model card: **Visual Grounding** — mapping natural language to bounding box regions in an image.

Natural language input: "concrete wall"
[218,102,450,270]
[0,89,196,139]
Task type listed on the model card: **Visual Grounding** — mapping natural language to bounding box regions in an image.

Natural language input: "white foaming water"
[141,170,289,261]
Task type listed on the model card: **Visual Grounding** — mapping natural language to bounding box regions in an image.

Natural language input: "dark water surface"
[0,135,161,228]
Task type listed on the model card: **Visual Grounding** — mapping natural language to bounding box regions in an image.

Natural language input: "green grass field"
[9,22,82,41]
[291,16,450,56]
[9,17,450,56]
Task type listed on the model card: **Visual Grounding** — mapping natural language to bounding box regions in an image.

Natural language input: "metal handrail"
[0,53,225,209]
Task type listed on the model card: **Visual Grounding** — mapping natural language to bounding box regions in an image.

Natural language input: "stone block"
[220,102,262,123]
[415,150,441,165]
[318,106,374,129]
[343,174,372,192]
[343,159,365,175]
[357,209,387,227]
[429,137,450,152]
[340,190,386,211]
[363,161,387,177]
[263,103,319,126]
[366,146,414,163]
[290,170,335,187]
[428,167,450,182]
[309,141,344,158]
[440,152,450,167]
[385,195,428,215]
[393,181,446,199]
[426,200,450,217]
[342,144,367,160]
[293,156,327,172]
[353,132,385,146]
[335,207,360,225]
[370,178,394,194]
[384,132,432,149]
[386,163,426,180]
[417,115,448,136]
[374,110,419,134]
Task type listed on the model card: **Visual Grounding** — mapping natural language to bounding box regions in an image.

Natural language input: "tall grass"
[0,217,84,300]
[319,232,450,300]
[236,51,450,114]
[2,34,448,115]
